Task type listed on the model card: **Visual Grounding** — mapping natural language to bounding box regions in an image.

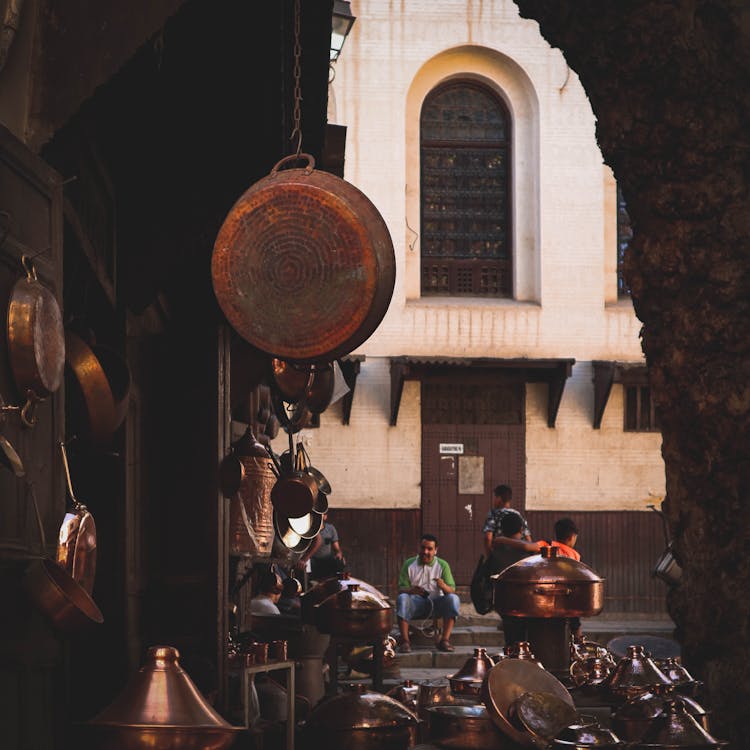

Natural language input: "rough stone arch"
[513,1,750,744]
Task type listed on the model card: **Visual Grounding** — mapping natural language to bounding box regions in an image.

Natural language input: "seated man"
[249,572,283,616]
[396,533,460,653]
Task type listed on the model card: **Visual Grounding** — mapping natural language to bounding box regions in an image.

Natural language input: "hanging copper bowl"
[211,153,396,364]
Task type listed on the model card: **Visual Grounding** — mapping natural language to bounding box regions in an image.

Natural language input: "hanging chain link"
[290,0,303,158]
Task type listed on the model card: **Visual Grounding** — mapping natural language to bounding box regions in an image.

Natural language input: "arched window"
[420,81,511,297]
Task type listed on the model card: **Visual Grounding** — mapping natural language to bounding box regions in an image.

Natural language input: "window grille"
[420,81,511,297]
[617,185,632,297]
[624,385,660,432]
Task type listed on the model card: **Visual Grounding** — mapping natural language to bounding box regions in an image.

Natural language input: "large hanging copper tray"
[212,154,396,364]
[483,659,575,747]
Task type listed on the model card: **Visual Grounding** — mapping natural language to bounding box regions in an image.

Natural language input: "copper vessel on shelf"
[493,545,604,618]
[448,648,495,697]
[304,683,418,750]
[313,582,393,638]
[86,646,240,749]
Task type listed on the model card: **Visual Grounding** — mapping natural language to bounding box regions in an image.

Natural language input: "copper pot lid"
[513,691,581,745]
[451,648,495,682]
[88,646,240,731]
[615,686,708,722]
[494,546,604,585]
[273,511,312,553]
[606,645,673,696]
[316,583,391,612]
[306,684,418,730]
[638,699,726,748]
[553,722,624,747]
[483,658,575,747]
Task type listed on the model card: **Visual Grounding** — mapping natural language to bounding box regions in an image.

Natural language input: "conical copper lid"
[89,646,238,730]
[639,699,725,747]
[606,645,673,699]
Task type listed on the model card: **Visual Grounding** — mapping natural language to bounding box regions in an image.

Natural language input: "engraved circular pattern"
[212,169,394,362]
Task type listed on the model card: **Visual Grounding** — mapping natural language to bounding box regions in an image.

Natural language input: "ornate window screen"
[420,81,511,297]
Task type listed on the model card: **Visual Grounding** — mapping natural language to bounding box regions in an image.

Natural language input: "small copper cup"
[251,642,268,664]
[270,640,288,661]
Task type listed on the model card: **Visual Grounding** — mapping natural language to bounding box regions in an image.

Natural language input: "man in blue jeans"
[396,533,460,653]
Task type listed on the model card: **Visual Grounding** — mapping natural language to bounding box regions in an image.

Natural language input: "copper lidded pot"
[493,545,604,618]
[314,582,393,639]
[304,683,418,750]
[86,646,241,749]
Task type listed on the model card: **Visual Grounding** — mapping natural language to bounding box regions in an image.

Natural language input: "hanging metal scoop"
[56,442,97,594]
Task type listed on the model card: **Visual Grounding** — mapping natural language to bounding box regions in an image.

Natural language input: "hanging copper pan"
[6,256,65,426]
[212,153,396,364]
[64,331,118,447]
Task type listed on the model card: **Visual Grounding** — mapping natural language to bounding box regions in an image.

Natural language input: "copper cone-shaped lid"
[89,646,239,731]
[639,699,725,747]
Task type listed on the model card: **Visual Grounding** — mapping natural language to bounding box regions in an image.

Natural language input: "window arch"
[420,80,512,297]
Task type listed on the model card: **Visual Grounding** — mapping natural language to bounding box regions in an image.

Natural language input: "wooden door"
[421,381,525,585]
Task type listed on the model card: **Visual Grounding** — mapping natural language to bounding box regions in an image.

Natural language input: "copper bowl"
[426,704,505,750]
[23,557,104,634]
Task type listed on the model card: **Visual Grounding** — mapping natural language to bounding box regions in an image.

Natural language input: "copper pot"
[271,358,312,403]
[427,704,505,750]
[6,255,65,425]
[387,680,420,712]
[493,546,604,618]
[304,684,418,750]
[212,153,396,364]
[313,583,393,638]
[301,573,386,624]
[551,722,625,750]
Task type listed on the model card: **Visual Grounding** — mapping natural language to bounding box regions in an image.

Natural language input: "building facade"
[280,0,668,609]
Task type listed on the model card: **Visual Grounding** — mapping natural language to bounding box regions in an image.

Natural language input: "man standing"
[482,484,531,558]
[299,512,346,581]
[396,534,460,653]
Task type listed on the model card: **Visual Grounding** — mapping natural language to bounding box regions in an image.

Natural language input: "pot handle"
[533,585,573,596]
[271,153,315,176]
[26,479,47,552]
[59,442,81,510]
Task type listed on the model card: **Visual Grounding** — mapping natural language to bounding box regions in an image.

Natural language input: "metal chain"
[290,0,303,157]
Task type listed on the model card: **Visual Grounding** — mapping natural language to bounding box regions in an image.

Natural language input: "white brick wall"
[287,0,665,511]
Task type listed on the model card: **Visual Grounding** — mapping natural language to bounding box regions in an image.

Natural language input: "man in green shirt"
[396,533,460,653]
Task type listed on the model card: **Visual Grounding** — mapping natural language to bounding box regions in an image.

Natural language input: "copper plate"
[514,691,581,744]
[484,659,574,747]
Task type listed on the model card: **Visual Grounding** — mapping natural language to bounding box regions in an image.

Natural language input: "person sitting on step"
[396,533,460,653]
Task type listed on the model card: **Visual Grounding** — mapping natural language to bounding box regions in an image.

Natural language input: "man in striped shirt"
[396,534,461,653]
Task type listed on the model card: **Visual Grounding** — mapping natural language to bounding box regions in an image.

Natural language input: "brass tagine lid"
[88,646,240,733]
[638,699,726,748]
[606,645,673,700]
